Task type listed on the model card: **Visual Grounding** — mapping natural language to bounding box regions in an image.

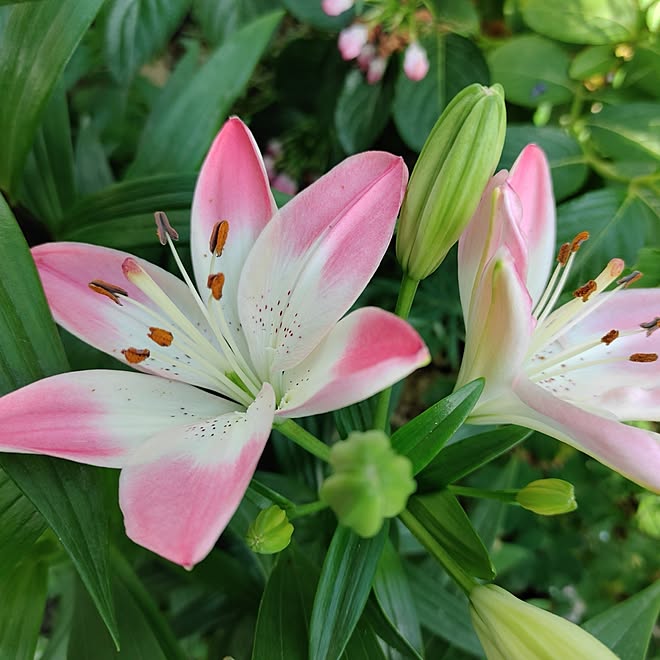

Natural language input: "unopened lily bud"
[319,431,416,537]
[516,479,577,516]
[322,0,354,16]
[403,42,429,81]
[396,83,506,281]
[469,584,617,659]
[246,505,294,554]
[338,24,369,60]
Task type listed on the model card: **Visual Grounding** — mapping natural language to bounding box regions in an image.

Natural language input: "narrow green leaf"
[309,524,388,660]
[583,581,660,660]
[391,379,484,474]
[363,598,422,660]
[418,426,531,490]
[342,621,388,660]
[407,491,494,579]
[74,117,115,197]
[128,11,283,176]
[0,557,48,659]
[0,0,105,195]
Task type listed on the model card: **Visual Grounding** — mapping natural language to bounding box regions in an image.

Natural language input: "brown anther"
[570,231,590,252]
[556,243,571,266]
[600,329,619,345]
[573,279,597,302]
[629,353,658,363]
[88,280,128,305]
[640,317,660,337]
[154,211,179,245]
[207,273,226,300]
[209,220,229,256]
[121,347,150,364]
[617,270,642,288]
[148,327,173,347]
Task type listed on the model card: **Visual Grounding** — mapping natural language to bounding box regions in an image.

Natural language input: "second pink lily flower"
[456,144,660,492]
[0,118,429,567]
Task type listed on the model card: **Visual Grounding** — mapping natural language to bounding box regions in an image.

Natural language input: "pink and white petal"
[0,370,238,468]
[277,308,429,417]
[190,118,277,352]
[118,383,275,568]
[32,242,229,393]
[511,377,660,493]
[509,144,556,305]
[239,152,408,380]
[457,249,533,397]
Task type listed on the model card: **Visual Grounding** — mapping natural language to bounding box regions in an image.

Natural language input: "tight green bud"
[246,505,294,554]
[516,479,577,516]
[396,83,506,281]
[319,431,416,537]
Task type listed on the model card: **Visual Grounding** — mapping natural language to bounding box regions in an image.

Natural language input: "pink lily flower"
[456,144,660,492]
[0,118,429,567]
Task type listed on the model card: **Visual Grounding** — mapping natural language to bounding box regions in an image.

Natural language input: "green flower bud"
[516,479,577,516]
[319,430,416,537]
[246,505,294,554]
[469,584,617,659]
[396,83,506,281]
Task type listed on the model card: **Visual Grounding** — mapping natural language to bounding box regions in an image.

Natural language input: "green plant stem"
[399,509,476,595]
[274,418,331,462]
[448,485,519,503]
[288,500,329,520]
[248,480,293,509]
[372,273,420,430]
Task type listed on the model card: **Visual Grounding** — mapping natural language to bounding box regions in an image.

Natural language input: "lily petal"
[239,151,408,380]
[0,371,237,468]
[32,242,230,393]
[512,377,660,493]
[119,383,275,568]
[277,307,429,417]
[508,144,556,305]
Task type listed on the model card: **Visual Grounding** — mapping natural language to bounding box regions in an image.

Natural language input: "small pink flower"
[403,42,429,81]
[367,56,387,84]
[338,24,369,61]
[263,154,277,181]
[322,0,354,16]
[271,173,299,196]
[357,43,376,71]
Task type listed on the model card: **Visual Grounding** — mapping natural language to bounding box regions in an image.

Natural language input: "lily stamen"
[629,352,658,363]
[640,317,660,336]
[88,279,129,305]
[155,210,179,245]
[121,347,150,364]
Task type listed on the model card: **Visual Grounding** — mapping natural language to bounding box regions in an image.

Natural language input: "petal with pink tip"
[118,383,275,568]
[239,151,408,380]
[190,118,277,356]
[512,377,660,493]
[32,242,232,394]
[277,307,429,417]
[509,144,556,305]
[0,371,238,468]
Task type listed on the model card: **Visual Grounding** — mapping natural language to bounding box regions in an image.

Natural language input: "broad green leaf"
[128,11,283,177]
[583,581,660,660]
[74,117,115,197]
[335,71,393,154]
[391,379,484,475]
[407,491,494,579]
[499,125,589,201]
[0,0,105,196]
[0,468,47,584]
[422,0,480,35]
[309,524,388,660]
[622,44,660,96]
[192,0,281,46]
[68,550,185,659]
[0,196,118,646]
[282,0,353,29]
[521,0,640,45]
[631,247,660,287]
[488,35,574,108]
[0,557,48,659]
[392,34,489,152]
[418,426,531,490]
[104,0,191,83]
[569,45,618,80]
[557,186,657,286]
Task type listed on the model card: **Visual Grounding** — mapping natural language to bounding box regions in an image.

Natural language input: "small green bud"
[246,505,294,554]
[396,83,506,281]
[516,479,577,516]
[319,430,416,537]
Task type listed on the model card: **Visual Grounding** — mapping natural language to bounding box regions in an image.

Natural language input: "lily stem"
[373,273,420,431]
[274,418,331,462]
[288,500,329,520]
[399,509,476,595]
[449,485,519,503]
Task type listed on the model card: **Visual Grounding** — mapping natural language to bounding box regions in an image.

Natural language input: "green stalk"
[448,485,519,503]
[288,500,329,520]
[274,418,331,462]
[372,273,420,430]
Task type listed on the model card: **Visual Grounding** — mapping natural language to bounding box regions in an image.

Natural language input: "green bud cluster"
[246,505,294,554]
[396,83,507,281]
